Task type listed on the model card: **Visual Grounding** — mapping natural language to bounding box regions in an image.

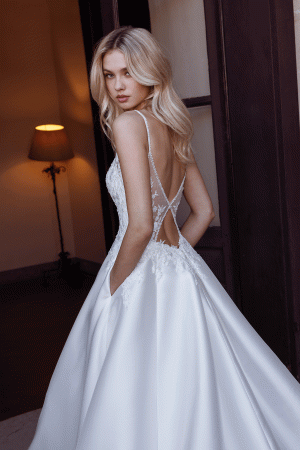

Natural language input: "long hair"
[90,27,193,164]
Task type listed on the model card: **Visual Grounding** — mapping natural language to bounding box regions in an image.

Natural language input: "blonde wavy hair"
[90,26,193,164]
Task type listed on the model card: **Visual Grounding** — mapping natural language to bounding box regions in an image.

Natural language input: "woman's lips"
[117,96,129,103]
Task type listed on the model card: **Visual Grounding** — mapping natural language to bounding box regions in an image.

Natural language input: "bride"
[28,26,300,449]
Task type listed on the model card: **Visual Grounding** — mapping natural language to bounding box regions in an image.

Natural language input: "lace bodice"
[105,110,185,246]
[105,110,207,308]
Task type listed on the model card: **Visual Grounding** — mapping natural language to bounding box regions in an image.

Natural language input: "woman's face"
[103,50,150,111]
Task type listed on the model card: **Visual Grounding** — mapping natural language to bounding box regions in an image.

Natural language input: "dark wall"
[78,0,118,250]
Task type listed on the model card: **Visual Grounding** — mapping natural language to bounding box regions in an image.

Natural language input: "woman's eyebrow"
[103,67,128,72]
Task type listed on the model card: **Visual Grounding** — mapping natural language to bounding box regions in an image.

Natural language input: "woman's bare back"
[141,110,186,247]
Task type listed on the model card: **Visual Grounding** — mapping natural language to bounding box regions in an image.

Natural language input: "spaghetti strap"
[134,109,186,208]
[134,110,151,156]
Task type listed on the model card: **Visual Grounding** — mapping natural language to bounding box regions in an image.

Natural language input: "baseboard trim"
[0,258,102,285]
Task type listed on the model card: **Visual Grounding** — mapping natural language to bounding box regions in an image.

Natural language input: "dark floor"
[0,271,96,422]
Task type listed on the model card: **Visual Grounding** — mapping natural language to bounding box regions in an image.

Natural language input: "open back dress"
[28,110,300,450]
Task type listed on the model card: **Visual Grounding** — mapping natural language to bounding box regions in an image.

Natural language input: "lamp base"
[42,255,84,289]
[58,252,84,288]
[58,251,70,272]
[58,251,73,282]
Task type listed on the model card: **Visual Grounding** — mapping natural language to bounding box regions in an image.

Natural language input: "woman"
[29,27,300,450]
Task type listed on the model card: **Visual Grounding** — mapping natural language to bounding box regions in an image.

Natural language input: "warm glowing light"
[35,124,64,131]
[29,125,73,161]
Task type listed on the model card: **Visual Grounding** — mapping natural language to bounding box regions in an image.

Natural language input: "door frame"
[208,0,300,376]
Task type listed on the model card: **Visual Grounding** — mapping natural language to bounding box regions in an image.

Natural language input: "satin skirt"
[28,240,300,450]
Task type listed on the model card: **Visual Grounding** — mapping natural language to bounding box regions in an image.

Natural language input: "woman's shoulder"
[112,110,146,133]
[112,111,148,151]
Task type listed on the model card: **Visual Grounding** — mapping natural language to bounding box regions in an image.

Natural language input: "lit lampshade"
[29,124,74,161]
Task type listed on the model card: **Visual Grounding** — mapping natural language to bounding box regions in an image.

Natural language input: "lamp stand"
[43,162,70,276]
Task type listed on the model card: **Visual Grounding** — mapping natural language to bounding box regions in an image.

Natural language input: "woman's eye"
[104,73,113,79]
[125,72,131,77]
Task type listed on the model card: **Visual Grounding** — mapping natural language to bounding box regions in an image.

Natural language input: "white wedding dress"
[29,111,300,450]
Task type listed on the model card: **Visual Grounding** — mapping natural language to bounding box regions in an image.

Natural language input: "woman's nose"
[115,76,125,91]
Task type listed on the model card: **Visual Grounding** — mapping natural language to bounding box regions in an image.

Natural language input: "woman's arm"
[109,112,153,295]
[180,154,215,247]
